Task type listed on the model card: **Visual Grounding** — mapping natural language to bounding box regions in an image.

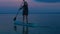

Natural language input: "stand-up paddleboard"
[14,20,50,28]
[14,20,38,28]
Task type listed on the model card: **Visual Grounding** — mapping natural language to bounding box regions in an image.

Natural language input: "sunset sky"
[0,0,60,13]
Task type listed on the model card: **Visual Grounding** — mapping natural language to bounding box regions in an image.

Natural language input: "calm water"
[0,14,60,34]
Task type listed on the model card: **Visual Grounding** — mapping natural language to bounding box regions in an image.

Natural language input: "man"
[18,0,28,34]
[13,0,28,34]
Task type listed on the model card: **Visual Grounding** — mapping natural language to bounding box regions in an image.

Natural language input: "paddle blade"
[13,17,16,21]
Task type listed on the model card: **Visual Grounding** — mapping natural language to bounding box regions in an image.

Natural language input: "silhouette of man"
[13,0,28,33]
[18,0,28,34]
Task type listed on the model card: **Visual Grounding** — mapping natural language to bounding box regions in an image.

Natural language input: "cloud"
[35,0,60,3]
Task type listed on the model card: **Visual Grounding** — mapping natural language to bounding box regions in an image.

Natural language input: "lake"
[0,14,60,34]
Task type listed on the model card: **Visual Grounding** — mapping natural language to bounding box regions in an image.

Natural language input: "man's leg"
[25,15,28,34]
[22,15,25,34]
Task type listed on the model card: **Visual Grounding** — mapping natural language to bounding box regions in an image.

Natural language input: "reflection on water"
[0,14,60,34]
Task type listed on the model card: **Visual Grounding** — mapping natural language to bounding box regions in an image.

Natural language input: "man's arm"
[18,6,24,11]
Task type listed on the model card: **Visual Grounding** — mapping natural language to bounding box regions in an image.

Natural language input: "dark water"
[0,14,60,34]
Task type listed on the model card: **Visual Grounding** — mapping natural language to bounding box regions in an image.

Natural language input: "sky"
[0,0,60,14]
[35,0,60,2]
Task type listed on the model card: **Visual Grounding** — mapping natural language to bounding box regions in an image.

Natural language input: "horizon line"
[0,12,60,14]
